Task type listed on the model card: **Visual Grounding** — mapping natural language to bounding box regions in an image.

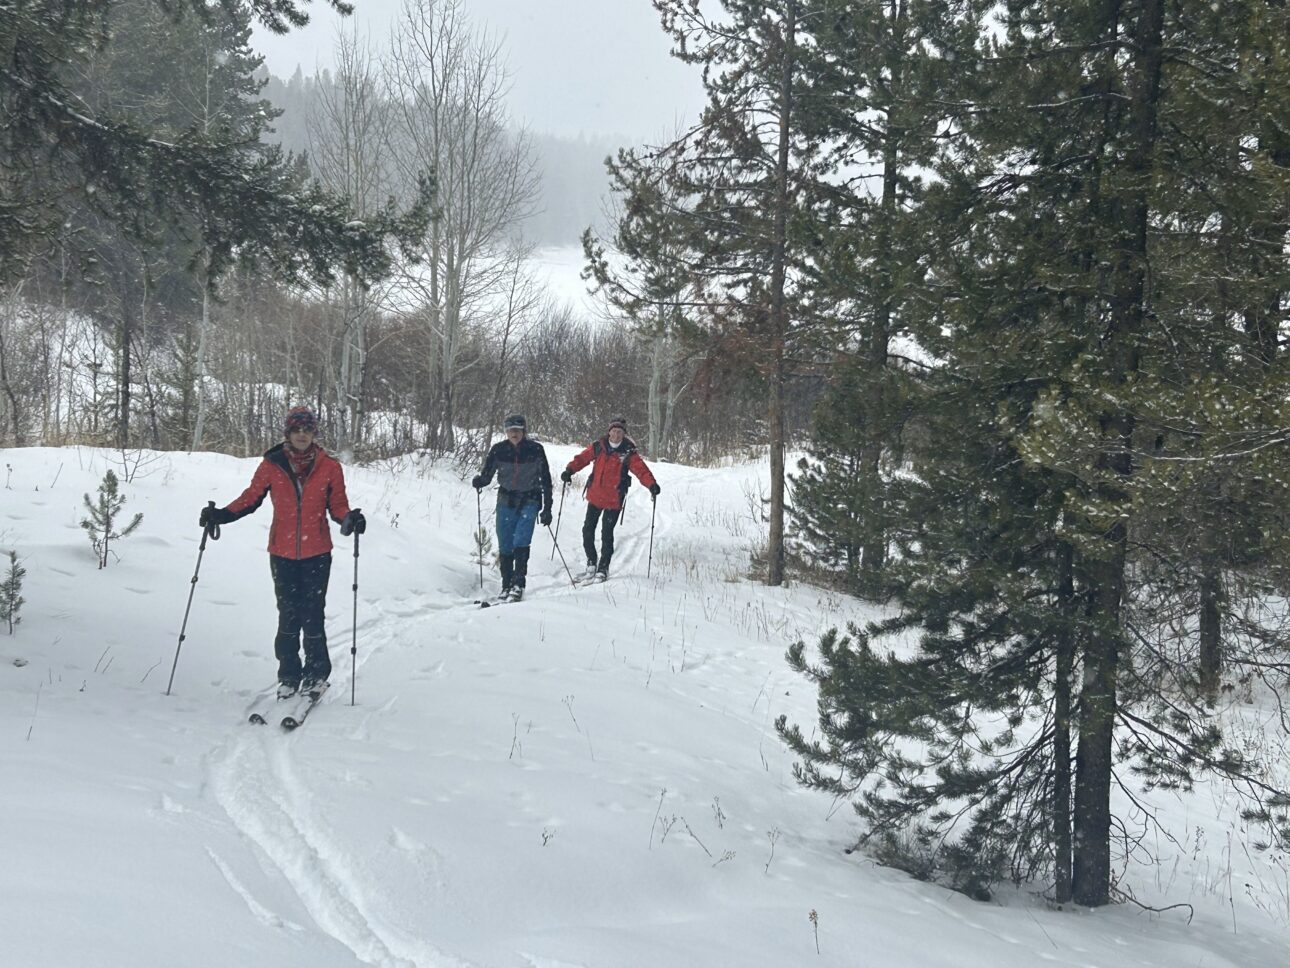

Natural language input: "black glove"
[471,475,486,490]
[540,508,553,527]
[199,505,234,528]
[340,508,367,536]
[559,469,573,484]
[649,483,661,497]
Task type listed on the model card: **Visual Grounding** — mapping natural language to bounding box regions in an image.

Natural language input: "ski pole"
[549,481,567,560]
[166,501,219,696]
[647,493,658,579]
[476,488,484,590]
[350,528,360,707]
[547,524,577,585]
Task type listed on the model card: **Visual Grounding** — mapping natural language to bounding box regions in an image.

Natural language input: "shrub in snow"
[472,523,493,570]
[80,470,143,569]
[0,549,24,633]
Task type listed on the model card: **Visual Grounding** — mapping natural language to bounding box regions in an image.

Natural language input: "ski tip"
[249,713,268,725]
[281,717,301,730]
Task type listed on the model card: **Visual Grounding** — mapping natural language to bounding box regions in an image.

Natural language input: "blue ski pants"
[495,499,539,555]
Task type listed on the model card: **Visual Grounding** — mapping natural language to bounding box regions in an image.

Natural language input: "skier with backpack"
[198,405,365,700]
[472,413,554,602]
[560,416,660,582]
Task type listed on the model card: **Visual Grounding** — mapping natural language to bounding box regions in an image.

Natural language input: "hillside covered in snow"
[2,445,1287,968]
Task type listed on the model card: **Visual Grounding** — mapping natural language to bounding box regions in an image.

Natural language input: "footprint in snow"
[388,827,427,854]
[411,661,446,680]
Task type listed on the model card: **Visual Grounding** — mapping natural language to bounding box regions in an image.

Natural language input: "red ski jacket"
[224,443,352,559]
[566,436,657,511]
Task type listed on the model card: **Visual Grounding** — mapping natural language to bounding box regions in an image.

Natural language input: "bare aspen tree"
[0,283,25,445]
[386,0,539,449]
[482,242,544,452]
[646,322,692,460]
[308,28,396,455]
[31,241,78,444]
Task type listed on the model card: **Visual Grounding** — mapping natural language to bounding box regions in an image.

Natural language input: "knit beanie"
[284,405,318,436]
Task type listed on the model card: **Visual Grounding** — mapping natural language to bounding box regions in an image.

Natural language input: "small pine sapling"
[472,524,493,569]
[81,469,143,568]
[0,550,24,633]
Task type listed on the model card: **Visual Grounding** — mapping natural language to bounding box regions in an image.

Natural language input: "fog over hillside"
[260,69,622,250]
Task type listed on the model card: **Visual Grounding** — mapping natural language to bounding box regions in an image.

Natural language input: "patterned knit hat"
[503,413,527,432]
[284,405,318,436]
[608,416,627,432]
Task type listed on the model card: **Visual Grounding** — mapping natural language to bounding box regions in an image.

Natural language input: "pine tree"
[588,0,821,586]
[0,550,24,633]
[1,0,426,295]
[81,470,144,569]
[786,0,982,595]
[788,365,879,591]
[472,524,493,573]
[779,0,1290,907]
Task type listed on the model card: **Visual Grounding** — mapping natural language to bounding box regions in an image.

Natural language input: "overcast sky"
[252,0,707,142]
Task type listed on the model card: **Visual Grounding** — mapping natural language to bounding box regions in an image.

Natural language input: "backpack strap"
[616,439,637,498]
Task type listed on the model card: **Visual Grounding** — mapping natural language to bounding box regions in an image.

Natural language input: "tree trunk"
[1073,558,1121,906]
[1198,558,1222,701]
[428,222,442,448]
[335,279,355,454]
[117,295,133,449]
[190,252,212,451]
[1072,0,1164,908]
[0,322,22,446]
[857,0,909,594]
[1053,542,1075,904]
[439,249,459,449]
[0,288,24,446]
[648,315,665,458]
[858,141,897,591]
[765,0,797,587]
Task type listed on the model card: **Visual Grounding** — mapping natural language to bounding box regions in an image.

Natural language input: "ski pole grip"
[203,500,220,542]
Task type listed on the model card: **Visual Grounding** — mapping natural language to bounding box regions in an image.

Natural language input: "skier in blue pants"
[472,413,554,602]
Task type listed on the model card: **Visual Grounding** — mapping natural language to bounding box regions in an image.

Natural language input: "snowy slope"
[1,445,1287,968]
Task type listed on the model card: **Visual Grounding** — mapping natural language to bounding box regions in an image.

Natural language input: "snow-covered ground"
[1,444,1287,968]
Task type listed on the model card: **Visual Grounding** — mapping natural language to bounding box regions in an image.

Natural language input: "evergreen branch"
[1117,708,1289,806]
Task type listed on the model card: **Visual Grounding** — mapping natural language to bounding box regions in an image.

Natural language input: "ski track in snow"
[205,845,302,931]
[207,594,476,967]
[209,732,475,968]
[203,500,671,967]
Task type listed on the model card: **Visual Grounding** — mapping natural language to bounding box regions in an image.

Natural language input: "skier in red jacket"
[200,406,365,699]
[560,416,660,582]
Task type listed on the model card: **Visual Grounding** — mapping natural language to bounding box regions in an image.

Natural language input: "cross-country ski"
[280,682,328,730]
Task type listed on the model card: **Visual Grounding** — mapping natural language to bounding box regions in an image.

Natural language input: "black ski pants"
[582,504,621,573]
[270,552,332,685]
